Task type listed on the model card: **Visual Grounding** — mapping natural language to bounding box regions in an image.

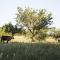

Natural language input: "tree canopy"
[2,22,21,36]
[2,22,27,37]
[16,7,53,41]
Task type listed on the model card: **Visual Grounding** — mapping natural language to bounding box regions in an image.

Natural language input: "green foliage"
[16,7,53,41]
[0,27,11,36]
[2,22,24,36]
[2,22,15,36]
[0,43,60,60]
[35,30,47,41]
[54,30,60,37]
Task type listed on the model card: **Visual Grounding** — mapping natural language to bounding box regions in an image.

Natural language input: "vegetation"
[16,7,53,41]
[2,22,26,36]
[0,43,60,60]
[0,27,10,36]
[2,22,17,36]
[54,30,60,37]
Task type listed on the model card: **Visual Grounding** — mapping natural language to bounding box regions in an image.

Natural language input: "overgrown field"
[0,43,60,60]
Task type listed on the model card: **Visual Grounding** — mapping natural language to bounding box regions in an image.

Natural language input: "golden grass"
[45,37,58,43]
[11,36,32,43]
[10,36,58,43]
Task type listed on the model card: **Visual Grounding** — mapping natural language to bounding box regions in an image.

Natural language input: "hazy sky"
[0,0,60,28]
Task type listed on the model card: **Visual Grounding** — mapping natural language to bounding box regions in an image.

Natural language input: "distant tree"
[2,22,21,36]
[2,22,27,37]
[2,22,15,36]
[54,30,60,38]
[16,7,53,41]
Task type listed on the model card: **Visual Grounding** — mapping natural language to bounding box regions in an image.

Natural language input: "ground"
[11,36,31,43]
[11,36,58,43]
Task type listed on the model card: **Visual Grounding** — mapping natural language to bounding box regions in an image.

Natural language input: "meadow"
[0,42,60,60]
[0,27,60,60]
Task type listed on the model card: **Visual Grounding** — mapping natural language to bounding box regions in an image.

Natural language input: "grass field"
[0,36,59,60]
[0,43,60,60]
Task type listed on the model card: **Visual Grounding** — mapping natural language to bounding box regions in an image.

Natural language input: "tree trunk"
[31,33,35,42]
[31,37,35,42]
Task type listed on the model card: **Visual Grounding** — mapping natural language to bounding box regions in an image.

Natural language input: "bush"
[35,30,47,41]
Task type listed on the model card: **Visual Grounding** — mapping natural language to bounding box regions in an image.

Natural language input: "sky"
[0,0,60,28]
